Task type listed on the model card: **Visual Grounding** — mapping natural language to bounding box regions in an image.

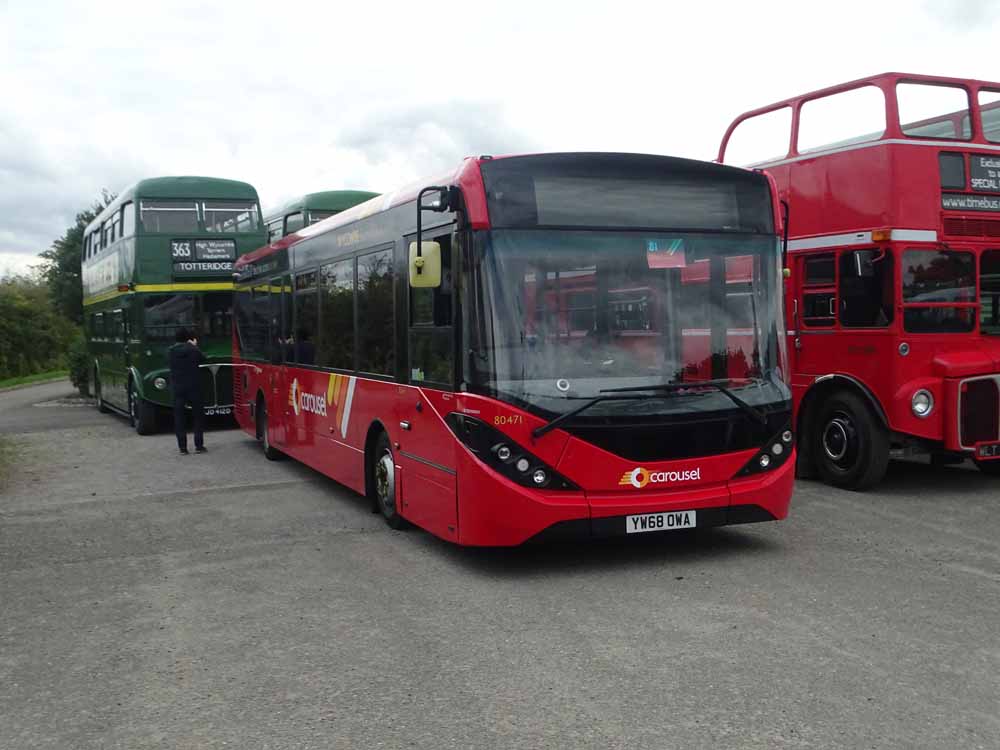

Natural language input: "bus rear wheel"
[258,401,284,461]
[812,390,889,491]
[371,432,407,530]
[129,381,156,436]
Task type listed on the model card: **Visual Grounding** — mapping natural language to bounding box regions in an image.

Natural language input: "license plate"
[975,441,1000,460]
[205,407,232,417]
[626,510,697,534]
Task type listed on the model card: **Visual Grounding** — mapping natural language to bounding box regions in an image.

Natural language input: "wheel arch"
[798,374,888,437]
[254,389,267,438]
[126,366,146,398]
[363,420,390,505]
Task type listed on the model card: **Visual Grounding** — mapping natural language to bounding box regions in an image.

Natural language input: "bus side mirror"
[409,241,442,288]
[420,187,451,212]
[851,250,876,278]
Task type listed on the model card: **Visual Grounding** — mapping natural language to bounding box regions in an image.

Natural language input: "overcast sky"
[1,0,997,275]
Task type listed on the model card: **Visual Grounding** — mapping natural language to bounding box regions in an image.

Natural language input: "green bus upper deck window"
[140,200,199,233]
[307,210,335,226]
[204,201,261,234]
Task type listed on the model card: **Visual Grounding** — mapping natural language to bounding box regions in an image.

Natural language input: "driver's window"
[408,233,454,386]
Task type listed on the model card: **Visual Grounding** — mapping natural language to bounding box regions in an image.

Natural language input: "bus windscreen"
[481,154,773,233]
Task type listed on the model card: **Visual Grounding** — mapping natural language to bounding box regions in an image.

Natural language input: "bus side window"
[801,253,837,328]
[317,258,355,370]
[285,213,304,235]
[839,250,893,327]
[267,220,282,243]
[409,233,453,386]
[122,202,135,238]
[292,271,318,365]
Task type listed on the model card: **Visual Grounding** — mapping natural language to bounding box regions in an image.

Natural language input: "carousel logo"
[618,466,702,489]
[288,378,327,417]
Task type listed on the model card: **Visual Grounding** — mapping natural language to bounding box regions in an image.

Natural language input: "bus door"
[397,231,458,539]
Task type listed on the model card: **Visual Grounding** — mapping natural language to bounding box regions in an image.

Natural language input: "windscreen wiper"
[531,394,654,439]
[599,379,769,426]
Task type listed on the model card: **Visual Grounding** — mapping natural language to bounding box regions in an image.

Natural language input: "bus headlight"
[153,377,167,390]
[736,424,794,477]
[445,413,578,491]
[911,389,933,418]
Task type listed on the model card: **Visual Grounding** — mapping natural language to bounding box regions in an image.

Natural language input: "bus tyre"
[129,381,156,436]
[94,373,109,413]
[372,432,407,530]
[812,390,889,490]
[974,459,1000,476]
[259,403,283,461]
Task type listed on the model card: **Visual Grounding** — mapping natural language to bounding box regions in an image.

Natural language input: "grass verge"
[0,370,69,391]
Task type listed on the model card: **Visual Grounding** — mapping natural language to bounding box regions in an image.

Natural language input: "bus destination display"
[970,154,1000,193]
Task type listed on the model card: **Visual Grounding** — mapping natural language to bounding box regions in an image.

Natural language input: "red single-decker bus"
[233,153,794,545]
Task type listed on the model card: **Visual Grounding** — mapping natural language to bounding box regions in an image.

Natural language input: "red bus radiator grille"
[960,379,1000,446]
[942,216,1000,238]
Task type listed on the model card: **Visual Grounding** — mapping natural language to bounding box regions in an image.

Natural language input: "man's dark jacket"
[168,342,207,395]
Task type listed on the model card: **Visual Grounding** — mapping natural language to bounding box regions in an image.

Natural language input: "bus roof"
[264,190,381,221]
[719,72,1000,165]
[85,176,260,234]
[237,152,775,272]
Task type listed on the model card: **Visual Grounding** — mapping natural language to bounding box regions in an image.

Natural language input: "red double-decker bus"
[233,153,794,545]
[720,72,1000,489]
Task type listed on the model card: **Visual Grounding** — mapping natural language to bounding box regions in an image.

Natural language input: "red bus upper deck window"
[797,86,886,154]
[723,106,791,166]
[980,90,1000,143]
[897,82,971,140]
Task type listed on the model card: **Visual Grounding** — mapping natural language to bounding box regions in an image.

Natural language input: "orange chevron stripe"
[334,375,348,425]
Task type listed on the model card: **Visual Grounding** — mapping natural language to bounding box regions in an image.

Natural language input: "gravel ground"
[1,381,998,749]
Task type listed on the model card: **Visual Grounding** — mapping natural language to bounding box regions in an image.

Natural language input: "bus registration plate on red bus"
[626,510,696,534]
[975,442,1000,460]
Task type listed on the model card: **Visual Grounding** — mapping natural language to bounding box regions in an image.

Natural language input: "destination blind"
[970,154,1000,193]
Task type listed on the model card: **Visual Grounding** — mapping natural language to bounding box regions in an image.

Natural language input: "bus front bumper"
[456,451,794,546]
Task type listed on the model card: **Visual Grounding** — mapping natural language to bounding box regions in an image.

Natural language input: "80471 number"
[493,414,524,426]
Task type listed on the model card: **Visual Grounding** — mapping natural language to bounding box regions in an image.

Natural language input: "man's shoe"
[195,446,207,454]
[179,448,190,455]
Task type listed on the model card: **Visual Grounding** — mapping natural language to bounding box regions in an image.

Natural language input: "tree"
[0,275,76,380]
[39,190,115,324]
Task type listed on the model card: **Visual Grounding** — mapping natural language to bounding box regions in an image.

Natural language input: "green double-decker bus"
[82,176,266,434]
[263,190,379,243]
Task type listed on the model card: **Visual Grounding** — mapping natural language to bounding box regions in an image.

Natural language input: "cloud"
[2,0,1000,269]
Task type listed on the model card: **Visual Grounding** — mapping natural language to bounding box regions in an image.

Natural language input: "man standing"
[168,328,207,455]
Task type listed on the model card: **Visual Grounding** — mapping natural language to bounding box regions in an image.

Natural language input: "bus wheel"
[371,432,407,530]
[974,459,1000,476]
[812,390,889,490]
[129,381,156,436]
[94,373,109,413]
[258,402,284,461]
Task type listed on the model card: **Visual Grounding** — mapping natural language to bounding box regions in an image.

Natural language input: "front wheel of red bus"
[812,390,889,491]
[371,432,407,530]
